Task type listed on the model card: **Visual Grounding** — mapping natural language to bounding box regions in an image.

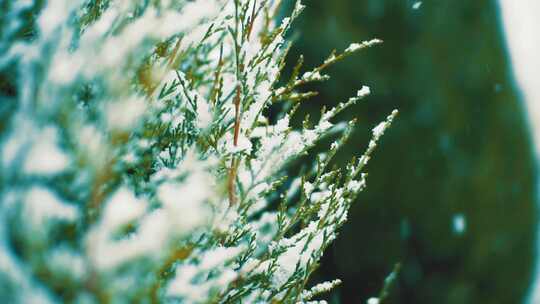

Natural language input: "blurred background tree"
[282,0,537,303]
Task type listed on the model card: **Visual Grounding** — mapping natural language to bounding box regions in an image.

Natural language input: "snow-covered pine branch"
[0,0,397,303]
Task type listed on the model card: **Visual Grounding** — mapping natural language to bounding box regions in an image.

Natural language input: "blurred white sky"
[499,1,540,303]
[499,0,540,152]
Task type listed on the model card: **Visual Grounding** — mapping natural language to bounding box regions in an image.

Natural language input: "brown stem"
[228,157,238,206]
[233,85,241,146]
[245,0,258,41]
[228,85,242,206]
[167,37,183,68]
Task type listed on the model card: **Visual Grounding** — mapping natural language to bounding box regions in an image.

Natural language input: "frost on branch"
[0,0,396,303]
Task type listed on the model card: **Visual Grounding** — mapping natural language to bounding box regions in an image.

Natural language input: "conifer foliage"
[0,0,397,302]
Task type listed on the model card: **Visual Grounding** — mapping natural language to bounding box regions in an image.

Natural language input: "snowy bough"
[0,0,397,303]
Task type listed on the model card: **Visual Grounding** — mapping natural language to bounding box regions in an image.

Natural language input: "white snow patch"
[452,213,466,235]
[367,297,380,304]
[357,86,371,97]
[102,187,146,229]
[106,96,147,130]
[24,186,78,227]
[345,39,382,53]
[372,121,387,138]
[23,127,70,175]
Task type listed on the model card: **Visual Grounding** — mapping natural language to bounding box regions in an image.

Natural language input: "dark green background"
[283,0,537,303]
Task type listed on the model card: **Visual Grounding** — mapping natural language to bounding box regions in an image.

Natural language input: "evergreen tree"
[0,1,395,302]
